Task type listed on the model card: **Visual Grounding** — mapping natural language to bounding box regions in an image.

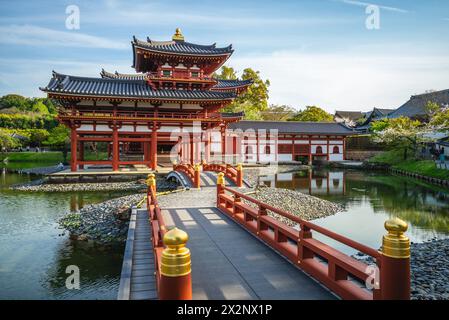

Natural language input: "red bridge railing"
[216,175,410,300]
[146,174,192,300]
[202,162,243,187]
[172,163,200,189]
[172,162,243,188]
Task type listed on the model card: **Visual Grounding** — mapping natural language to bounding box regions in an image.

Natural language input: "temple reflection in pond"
[260,170,346,196]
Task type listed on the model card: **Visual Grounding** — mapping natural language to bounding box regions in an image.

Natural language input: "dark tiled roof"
[100,70,252,90]
[40,72,236,101]
[211,78,253,89]
[388,89,449,118]
[132,36,233,56]
[100,69,146,80]
[334,111,364,121]
[229,120,355,135]
[375,108,395,115]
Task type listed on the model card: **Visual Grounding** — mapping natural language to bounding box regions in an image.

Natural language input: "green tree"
[289,106,333,122]
[215,67,270,120]
[261,104,296,121]
[428,108,449,130]
[31,101,49,114]
[213,65,237,80]
[44,125,70,162]
[371,117,423,160]
[0,129,19,151]
[0,94,30,111]
[29,129,50,147]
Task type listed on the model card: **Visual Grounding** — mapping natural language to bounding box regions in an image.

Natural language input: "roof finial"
[172,28,184,41]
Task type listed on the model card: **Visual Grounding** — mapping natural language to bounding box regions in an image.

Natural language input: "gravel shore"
[11,177,178,192]
[59,193,145,244]
[244,186,343,225]
[355,238,449,300]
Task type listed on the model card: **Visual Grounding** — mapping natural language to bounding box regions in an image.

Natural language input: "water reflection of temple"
[260,170,346,195]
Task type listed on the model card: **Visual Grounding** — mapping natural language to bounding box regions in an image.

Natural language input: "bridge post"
[159,227,192,300]
[380,218,410,300]
[194,164,201,189]
[236,163,243,187]
[217,172,225,206]
[146,173,156,193]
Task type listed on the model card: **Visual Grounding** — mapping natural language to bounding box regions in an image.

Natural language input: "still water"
[1,165,448,299]
[259,169,449,254]
[0,166,133,300]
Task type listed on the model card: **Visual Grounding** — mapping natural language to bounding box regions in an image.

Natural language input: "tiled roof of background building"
[229,120,355,135]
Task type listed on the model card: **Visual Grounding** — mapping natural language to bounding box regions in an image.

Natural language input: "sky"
[0,0,448,113]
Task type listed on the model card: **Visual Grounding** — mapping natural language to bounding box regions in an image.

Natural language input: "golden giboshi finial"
[382,217,410,259]
[172,28,184,41]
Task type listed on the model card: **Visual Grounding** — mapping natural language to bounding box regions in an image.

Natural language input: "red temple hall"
[41,29,352,172]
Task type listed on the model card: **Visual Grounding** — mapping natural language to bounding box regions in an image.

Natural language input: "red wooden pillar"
[195,133,201,164]
[143,141,149,167]
[112,127,119,171]
[221,126,228,164]
[70,127,77,172]
[189,133,194,165]
[308,136,312,165]
[327,137,330,161]
[79,141,84,170]
[205,129,211,163]
[343,137,346,160]
[150,125,158,170]
[256,131,260,163]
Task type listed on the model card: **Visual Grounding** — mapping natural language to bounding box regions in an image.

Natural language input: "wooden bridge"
[118,163,411,300]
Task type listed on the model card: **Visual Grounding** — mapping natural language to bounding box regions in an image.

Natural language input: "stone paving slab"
[161,202,336,300]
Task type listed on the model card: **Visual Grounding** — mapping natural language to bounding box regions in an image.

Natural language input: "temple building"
[41,29,354,172]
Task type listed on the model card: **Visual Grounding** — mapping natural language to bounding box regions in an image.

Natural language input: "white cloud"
[0,58,132,97]
[0,25,127,50]
[230,51,449,113]
[336,0,408,13]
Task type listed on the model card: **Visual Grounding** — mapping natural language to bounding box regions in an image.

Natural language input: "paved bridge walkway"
[156,188,335,300]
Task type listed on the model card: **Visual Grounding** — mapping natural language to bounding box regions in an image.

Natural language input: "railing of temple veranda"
[58,109,241,121]
[146,174,192,300]
[215,173,411,300]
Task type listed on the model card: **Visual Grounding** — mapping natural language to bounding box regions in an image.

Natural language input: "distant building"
[356,108,395,132]
[388,89,449,121]
[334,111,365,128]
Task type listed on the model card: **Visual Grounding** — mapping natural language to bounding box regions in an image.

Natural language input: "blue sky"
[0,0,448,112]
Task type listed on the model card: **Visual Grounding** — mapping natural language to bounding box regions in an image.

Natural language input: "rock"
[59,193,146,245]
[243,187,343,225]
[353,238,449,300]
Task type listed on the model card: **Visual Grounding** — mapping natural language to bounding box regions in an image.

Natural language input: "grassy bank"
[370,149,449,180]
[0,151,108,163]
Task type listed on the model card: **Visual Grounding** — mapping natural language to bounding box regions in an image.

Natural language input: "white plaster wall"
[119,125,135,132]
[329,154,344,161]
[77,124,93,132]
[329,145,341,154]
[278,154,292,161]
[312,145,327,153]
[95,125,112,132]
[330,140,343,144]
[277,173,293,181]
[135,126,150,133]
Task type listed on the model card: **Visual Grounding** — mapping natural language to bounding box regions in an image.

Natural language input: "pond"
[1,165,448,299]
[0,165,134,300]
[259,169,449,255]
